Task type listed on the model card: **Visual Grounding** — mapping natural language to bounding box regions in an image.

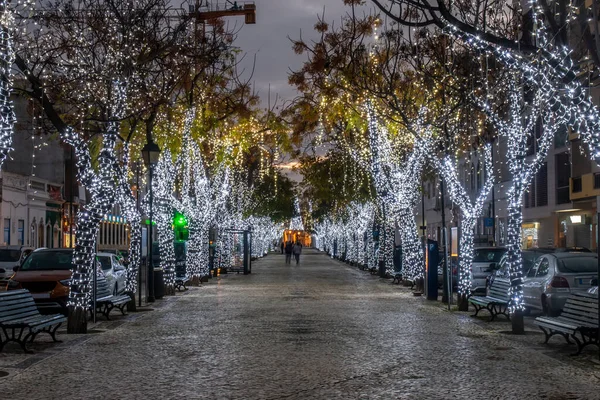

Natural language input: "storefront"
[283,229,311,247]
[556,210,594,250]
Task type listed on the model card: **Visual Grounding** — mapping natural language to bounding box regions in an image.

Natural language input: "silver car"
[522,253,598,316]
[471,247,507,293]
[96,252,128,295]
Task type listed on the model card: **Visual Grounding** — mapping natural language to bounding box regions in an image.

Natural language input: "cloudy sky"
[234,0,370,106]
[231,0,372,180]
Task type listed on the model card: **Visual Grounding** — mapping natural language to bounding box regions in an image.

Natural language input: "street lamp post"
[142,139,161,303]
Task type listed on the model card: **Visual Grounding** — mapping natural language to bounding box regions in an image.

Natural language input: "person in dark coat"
[285,241,293,264]
[293,242,302,264]
[280,241,284,254]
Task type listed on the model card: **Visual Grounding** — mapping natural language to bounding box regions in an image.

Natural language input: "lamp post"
[142,139,161,303]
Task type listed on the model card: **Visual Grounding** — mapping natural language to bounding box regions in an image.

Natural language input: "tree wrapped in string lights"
[345,202,375,267]
[175,110,230,281]
[0,0,14,168]
[432,144,494,308]
[66,81,127,332]
[289,198,305,232]
[367,103,429,281]
[151,149,177,294]
[478,72,563,331]
[115,143,141,296]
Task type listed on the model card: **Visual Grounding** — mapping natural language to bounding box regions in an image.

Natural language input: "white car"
[471,247,507,293]
[522,253,598,316]
[96,252,127,295]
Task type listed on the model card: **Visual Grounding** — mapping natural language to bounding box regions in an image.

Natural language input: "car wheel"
[541,296,560,317]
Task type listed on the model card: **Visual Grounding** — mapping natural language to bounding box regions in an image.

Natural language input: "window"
[527,261,538,278]
[18,220,24,246]
[3,218,9,245]
[572,177,582,193]
[594,173,600,189]
[524,163,547,208]
[536,259,550,277]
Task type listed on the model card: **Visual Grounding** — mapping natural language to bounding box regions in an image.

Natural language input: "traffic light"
[173,212,189,241]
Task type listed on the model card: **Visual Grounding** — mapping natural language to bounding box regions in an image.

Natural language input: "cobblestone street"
[1,249,600,399]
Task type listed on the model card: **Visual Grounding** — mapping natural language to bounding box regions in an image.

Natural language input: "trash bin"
[153,268,164,299]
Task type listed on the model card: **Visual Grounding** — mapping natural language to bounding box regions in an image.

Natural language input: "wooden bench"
[175,262,190,291]
[92,274,131,320]
[175,275,190,291]
[534,292,599,355]
[468,278,511,321]
[0,289,66,353]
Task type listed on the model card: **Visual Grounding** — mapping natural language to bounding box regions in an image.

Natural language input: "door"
[523,257,549,310]
[112,255,126,294]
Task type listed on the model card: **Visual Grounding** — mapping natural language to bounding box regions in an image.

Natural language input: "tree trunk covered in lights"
[506,189,525,333]
[199,225,210,277]
[68,127,118,333]
[116,169,141,309]
[186,220,202,281]
[397,207,423,281]
[156,202,175,295]
[0,0,15,170]
[457,219,476,311]
[383,222,395,276]
[67,204,103,333]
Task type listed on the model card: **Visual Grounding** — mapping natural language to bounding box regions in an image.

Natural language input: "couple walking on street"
[283,240,302,264]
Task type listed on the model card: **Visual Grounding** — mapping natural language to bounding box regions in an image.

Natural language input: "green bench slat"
[0,308,41,321]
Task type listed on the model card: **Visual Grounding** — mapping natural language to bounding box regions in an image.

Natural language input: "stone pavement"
[1,248,600,399]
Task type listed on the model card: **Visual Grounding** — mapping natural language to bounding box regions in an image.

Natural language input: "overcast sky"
[234,0,370,106]
[230,1,373,181]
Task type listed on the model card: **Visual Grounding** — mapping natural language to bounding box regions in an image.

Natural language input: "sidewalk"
[0,249,599,399]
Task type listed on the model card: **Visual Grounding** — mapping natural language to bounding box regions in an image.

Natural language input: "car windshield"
[473,249,505,263]
[97,256,112,271]
[557,257,598,273]
[0,249,21,262]
[19,251,73,271]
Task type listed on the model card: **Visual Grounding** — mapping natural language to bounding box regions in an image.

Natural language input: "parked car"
[8,248,103,315]
[96,252,127,295]
[7,249,74,314]
[437,255,458,290]
[471,247,507,293]
[101,249,130,265]
[522,252,598,316]
[492,248,556,281]
[0,246,34,288]
[492,247,593,282]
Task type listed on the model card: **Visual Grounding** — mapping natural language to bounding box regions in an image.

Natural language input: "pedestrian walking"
[285,241,293,264]
[280,241,284,254]
[293,242,302,264]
